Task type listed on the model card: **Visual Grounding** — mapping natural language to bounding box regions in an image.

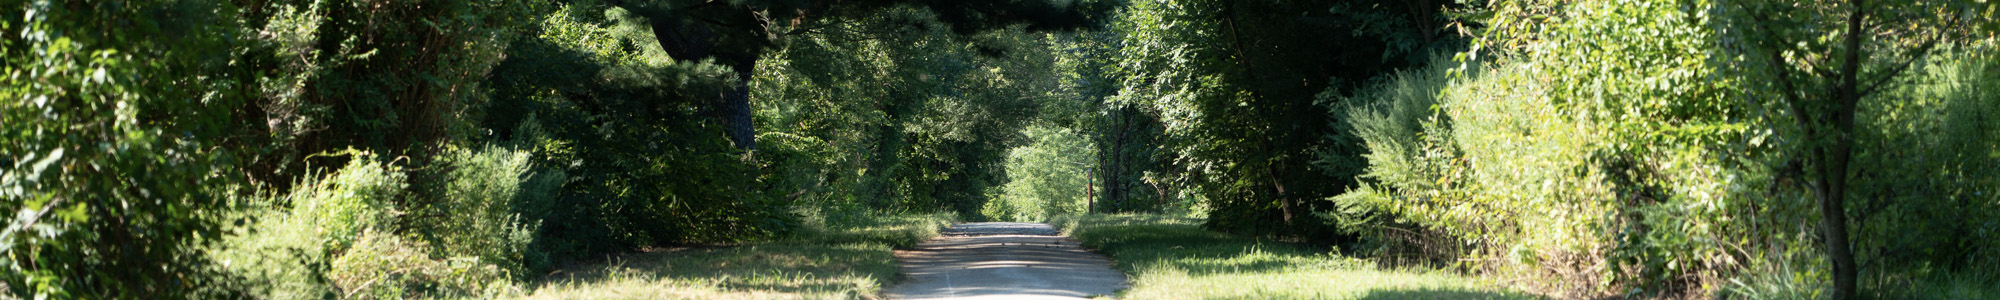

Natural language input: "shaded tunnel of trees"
[2,0,1997,298]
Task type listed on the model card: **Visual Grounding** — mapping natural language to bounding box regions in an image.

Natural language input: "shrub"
[1318,55,1467,266]
[416,146,544,279]
[330,231,515,300]
[214,148,547,299]
[211,152,409,300]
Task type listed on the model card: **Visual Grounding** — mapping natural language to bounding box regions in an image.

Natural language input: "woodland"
[2,0,1997,299]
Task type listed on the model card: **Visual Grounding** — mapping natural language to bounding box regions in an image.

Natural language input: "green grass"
[517,212,954,299]
[1051,214,1537,300]
[1871,270,2000,300]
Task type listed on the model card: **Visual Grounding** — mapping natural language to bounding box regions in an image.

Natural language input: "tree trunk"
[1814,131,1856,300]
[720,56,759,151]
[1819,4,1865,298]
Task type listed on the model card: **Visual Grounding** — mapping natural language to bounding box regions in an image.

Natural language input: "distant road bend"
[886,222,1128,300]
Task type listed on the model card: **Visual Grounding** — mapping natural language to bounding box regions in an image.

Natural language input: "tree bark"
[1818,3,1865,298]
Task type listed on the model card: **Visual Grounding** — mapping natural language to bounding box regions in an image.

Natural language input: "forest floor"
[885,222,1127,299]
[1051,214,1537,299]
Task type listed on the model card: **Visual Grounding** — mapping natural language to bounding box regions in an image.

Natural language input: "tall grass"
[1052,214,1534,299]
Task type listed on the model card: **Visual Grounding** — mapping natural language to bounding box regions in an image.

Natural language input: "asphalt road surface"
[885,222,1128,300]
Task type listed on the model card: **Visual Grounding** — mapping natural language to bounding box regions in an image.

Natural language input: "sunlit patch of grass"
[518,212,955,299]
[1053,214,1538,300]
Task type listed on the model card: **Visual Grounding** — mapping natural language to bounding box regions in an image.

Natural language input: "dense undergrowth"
[1320,1,2000,297]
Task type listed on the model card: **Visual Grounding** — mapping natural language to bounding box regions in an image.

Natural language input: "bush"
[1318,55,1466,266]
[417,146,545,279]
[213,147,547,300]
[330,231,515,300]
[211,152,408,300]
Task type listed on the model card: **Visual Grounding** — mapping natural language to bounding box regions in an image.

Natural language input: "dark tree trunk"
[719,56,759,151]
[1818,5,1865,298]
[1813,125,1856,300]
[645,7,768,151]
[1101,108,1127,212]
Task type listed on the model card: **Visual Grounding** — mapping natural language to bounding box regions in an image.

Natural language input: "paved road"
[885,222,1128,300]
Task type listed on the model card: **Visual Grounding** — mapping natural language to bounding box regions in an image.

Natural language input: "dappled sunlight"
[518,213,953,299]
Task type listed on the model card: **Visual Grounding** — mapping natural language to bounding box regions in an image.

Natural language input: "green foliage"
[752,7,1063,217]
[0,1,256,298]
[329,231,517,299]
[1327,0,1768,294]
[420,146,545,280]
[213,149,536,300]
[1328,0,2000,296]
[1092,0,1469,240]
[486,3,798,267]
[1315,56,1465,265]
[1836,48,2000,288]
[985,126,1096,222]
[212,153,405,300]
[8,0,1106,298]
[269,0,530,155]
[1042,30,1181,215]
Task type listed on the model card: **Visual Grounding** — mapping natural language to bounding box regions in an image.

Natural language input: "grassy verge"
[518,212,955,300]
[1051,214,1536,300]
